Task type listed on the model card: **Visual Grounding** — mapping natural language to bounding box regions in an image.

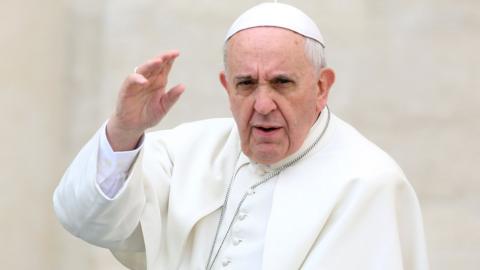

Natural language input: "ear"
[316,67,335,111]
[219,71,229,92]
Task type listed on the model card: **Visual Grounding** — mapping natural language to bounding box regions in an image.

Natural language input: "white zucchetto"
[225,2,325,47]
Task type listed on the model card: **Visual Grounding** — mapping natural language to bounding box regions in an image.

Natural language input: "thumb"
[159,84,186,113]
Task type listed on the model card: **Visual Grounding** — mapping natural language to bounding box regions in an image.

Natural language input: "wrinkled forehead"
[224,27,312,74]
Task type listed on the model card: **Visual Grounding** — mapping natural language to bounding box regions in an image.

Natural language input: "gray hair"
[223,36,326,75]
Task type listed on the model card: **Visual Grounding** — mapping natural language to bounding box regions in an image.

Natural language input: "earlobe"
[318,68,335,97]
[316,68,335,111]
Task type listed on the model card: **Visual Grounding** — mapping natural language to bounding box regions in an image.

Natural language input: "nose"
[253,88,277,115]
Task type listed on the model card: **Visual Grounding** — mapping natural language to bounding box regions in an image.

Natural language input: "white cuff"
[96,121,143,199]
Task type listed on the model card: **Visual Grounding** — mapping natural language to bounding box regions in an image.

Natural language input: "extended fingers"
[135,50,180,79]
[156,51,179,78]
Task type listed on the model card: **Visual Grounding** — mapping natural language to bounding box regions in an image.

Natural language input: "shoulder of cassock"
[137,117,240,188]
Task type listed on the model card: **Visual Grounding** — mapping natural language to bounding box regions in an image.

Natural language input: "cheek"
[283,95,317,135]
[228,94,241,116]
[229,96,253,129]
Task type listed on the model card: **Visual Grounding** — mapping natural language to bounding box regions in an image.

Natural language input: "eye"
[275,78,291,84]
[235,79,257,91]
[271,76,294,87]
[237,80,254,87]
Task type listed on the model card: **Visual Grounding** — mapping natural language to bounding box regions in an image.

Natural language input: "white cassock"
[53,108,429,270]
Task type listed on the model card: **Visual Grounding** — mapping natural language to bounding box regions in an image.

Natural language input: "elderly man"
[53,2,428,270]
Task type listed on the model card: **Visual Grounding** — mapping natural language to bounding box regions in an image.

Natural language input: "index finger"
[134,50,180,79]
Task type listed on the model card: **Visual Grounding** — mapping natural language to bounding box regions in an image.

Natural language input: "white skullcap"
[225,2,325,47]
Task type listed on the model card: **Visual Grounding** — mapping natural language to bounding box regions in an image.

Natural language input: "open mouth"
[253,126,282,135]
[257,127,278,132]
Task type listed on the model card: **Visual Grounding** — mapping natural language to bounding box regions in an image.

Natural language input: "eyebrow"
[233,75,256,82]
[271,74,292,80]
[232,73,297,83]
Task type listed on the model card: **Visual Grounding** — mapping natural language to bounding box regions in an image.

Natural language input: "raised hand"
[106,50,185,151]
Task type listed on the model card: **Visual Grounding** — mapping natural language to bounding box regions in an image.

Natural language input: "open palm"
[107,51,185,151]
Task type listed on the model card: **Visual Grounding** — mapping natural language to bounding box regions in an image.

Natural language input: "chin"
[243,141,286,164]
[251,150,283,165]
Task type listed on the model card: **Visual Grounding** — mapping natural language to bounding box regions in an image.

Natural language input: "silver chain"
[205,108,331,270]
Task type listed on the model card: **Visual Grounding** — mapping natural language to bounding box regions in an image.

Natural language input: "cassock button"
[233,238,242,246]
[222,258,231,267]
[247,188,255,196]
[238,212,247,221]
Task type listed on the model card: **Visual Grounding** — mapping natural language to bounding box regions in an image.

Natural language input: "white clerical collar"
[238,106,331,175]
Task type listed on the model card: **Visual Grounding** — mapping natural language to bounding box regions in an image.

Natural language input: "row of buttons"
[220,189,255,267]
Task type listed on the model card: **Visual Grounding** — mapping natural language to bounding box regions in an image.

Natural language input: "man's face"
[220,27,330,164]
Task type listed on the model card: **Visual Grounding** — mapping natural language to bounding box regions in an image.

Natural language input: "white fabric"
[97,122,142,198]
[53,111,429,270]
[225,2,325,47]
[210,158,277,270]
[94,112,330,269]
[209,110,330,269]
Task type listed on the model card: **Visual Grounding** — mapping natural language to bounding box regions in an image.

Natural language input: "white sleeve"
[54,123,148,250]
[97,122,143,199]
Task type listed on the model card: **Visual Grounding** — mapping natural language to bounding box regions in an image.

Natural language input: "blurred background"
[0,0,478,269]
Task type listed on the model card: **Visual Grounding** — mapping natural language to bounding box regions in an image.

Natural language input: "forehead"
[225,27,309,72]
